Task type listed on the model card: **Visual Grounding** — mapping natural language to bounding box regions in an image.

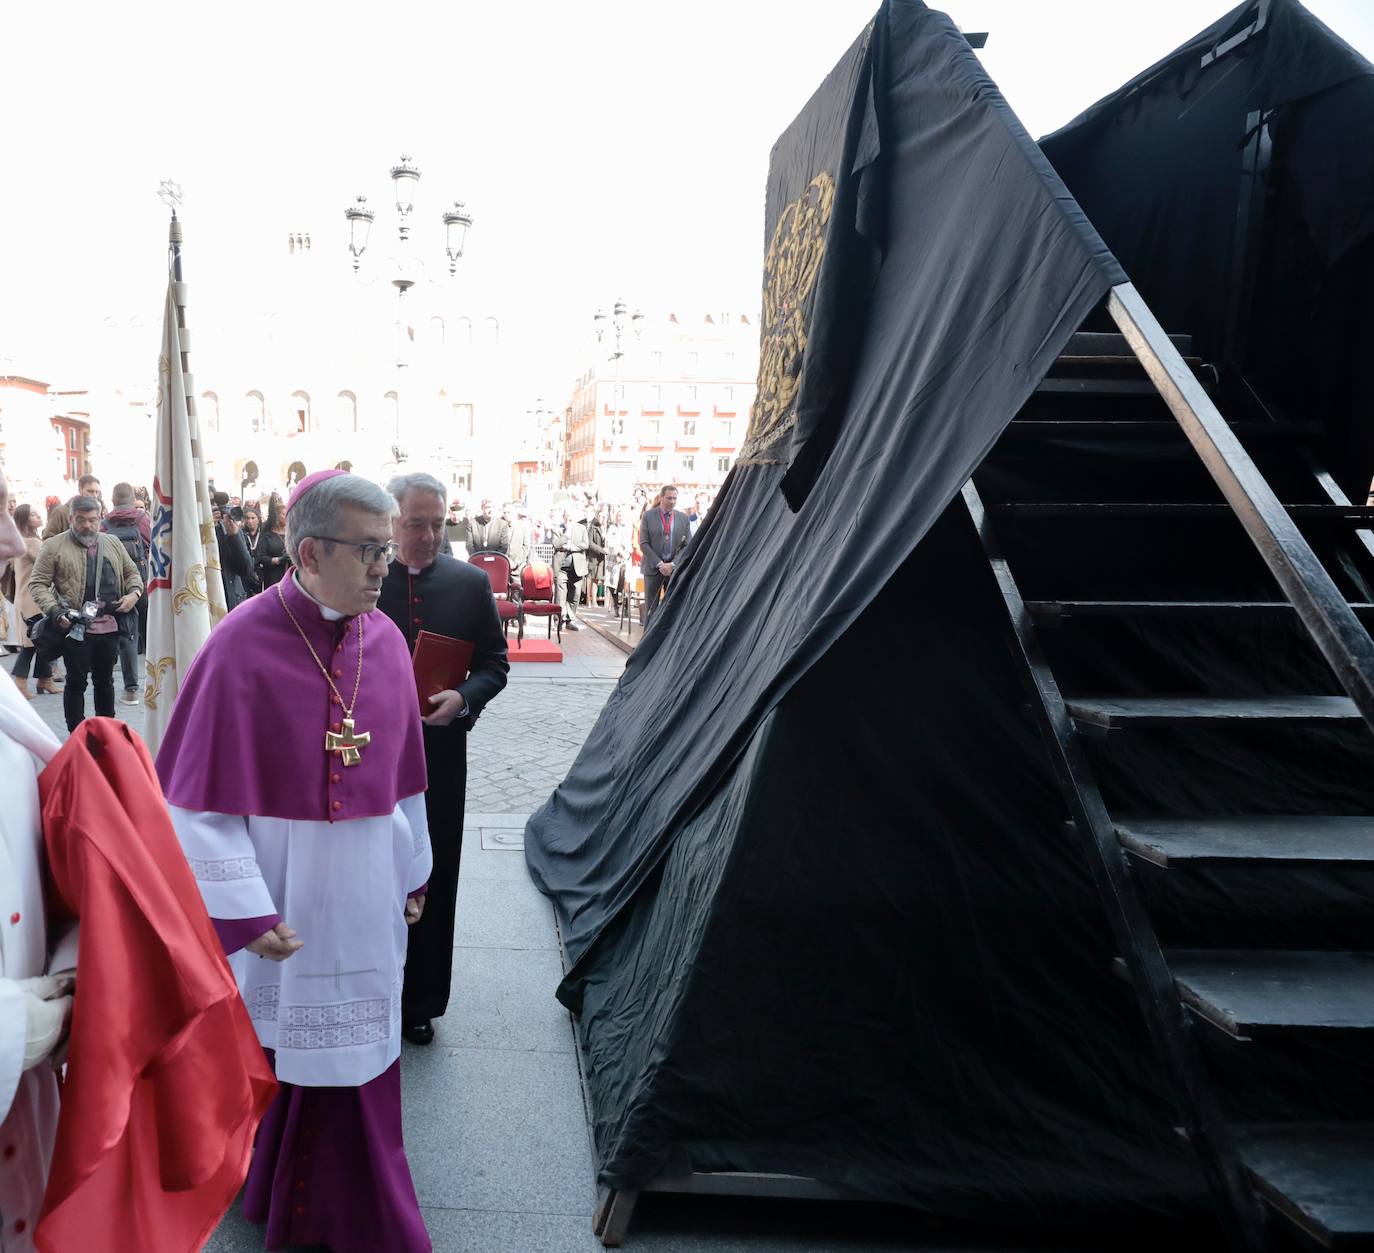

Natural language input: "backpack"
[105,519,149,583]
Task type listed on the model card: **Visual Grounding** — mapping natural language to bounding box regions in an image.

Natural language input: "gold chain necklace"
[276,582,371,766]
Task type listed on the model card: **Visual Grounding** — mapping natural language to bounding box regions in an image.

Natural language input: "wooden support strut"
[1108,283,1374,734]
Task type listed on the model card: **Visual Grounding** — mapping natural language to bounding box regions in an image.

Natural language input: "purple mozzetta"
[156,573,426,822]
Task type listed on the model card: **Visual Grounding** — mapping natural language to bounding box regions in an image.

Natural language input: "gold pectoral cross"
[325,716,372,767]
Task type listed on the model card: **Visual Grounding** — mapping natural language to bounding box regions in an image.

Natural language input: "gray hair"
[70,495,101,516]
[386,472,447,507]
[286,474,397,564]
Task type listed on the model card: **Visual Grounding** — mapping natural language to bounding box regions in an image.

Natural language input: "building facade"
[561,312,758,500]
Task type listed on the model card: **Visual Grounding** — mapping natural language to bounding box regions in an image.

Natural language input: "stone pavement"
[18,631,1036,1251]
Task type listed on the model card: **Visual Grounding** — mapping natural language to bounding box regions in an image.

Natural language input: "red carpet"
[509,637,563,663]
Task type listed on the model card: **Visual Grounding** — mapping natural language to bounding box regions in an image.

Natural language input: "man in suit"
[462,499,509,555]
[549,506,589,632]
[378,471,510,1046]
[639,484,690,620]
[504,502,533,582]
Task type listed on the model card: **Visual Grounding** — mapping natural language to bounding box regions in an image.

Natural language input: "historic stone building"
[561,311,758,500]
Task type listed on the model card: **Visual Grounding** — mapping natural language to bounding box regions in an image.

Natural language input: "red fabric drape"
[36,718,276,1252]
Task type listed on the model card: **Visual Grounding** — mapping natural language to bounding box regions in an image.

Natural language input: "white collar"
[407,566,424,576]
[292,571,346,622]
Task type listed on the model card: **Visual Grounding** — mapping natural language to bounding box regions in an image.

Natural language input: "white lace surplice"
[168,793,431,1088]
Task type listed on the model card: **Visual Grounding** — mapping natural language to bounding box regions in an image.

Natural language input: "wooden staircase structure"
[964,286,1374,1250]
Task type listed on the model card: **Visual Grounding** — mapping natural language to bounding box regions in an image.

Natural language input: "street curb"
[582,615,636,656]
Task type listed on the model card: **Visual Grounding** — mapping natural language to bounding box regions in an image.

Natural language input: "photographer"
[27,496,142,732]
[211,491,254,611]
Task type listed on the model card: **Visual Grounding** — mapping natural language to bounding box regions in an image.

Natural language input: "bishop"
[157,470,433,1253]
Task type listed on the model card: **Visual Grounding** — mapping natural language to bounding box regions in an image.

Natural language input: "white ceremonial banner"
[143,264,226,754]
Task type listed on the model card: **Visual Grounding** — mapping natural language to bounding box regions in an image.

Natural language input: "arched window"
[200,390,220,433]
[455,316,473,346]
[291,390,312,433]
[429,316,445,346]
[286,460,308,487]
[483,316,500,347]
[244,390,267,434]
[384,390,399,433]
[335,390,358,434]
[334,460,353,472]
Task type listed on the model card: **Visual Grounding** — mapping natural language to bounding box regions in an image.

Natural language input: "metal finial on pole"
[158,179,185,280]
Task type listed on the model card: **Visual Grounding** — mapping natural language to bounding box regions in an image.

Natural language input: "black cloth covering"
[1040,0,1374,502]
[379,555,509,1021]
[517,0,1234,1229]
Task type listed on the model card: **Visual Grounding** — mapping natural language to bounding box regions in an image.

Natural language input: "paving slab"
[455,877,560,951]
[404,1044,596,1218]
[443,945,573,1054]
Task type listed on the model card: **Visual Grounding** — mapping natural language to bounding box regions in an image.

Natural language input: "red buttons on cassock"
[3,1144,15,1159]
[412,596,421,605]
[295,1205,304,1215]
[412,616,421,625]
[332,668,342,678]
[331,721,341,733]
[332,801,342,812]
[330,773,341,784]
[331,695,342,706]
[9,913,18,925]
[14,1221,26,1234]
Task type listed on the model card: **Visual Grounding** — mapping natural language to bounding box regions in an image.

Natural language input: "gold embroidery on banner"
[743,171,836,458]
[173,564,208,615]
[145,656,175,711]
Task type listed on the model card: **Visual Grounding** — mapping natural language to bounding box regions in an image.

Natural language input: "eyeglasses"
[312,536,399,565]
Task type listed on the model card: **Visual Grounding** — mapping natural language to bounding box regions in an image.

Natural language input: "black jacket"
[377,554,509,736]
[216,524,254,610]
[251,529,289,591]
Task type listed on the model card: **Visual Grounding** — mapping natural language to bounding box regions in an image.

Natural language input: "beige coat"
[9,537,44,646]
[27,531,142,623]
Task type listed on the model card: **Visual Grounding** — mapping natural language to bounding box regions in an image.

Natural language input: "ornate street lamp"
[442,201,473,277]
[344,196,376,274]
[342,155,471,282]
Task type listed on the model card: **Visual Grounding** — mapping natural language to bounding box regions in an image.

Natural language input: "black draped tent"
[525,0,1374,1237]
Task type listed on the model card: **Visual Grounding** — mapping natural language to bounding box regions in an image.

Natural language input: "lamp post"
[342,155,473,447]
[592,299,642,496]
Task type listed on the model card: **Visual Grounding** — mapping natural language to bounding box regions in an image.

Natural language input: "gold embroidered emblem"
[172,563,208,615]
[743,171,836,457]
[144,655,175,711]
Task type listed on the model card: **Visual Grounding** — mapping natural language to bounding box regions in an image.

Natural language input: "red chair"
[468,551,522,646]
[519,561,560,644]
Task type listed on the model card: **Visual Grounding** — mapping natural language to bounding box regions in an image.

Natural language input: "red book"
[412,630,474,715]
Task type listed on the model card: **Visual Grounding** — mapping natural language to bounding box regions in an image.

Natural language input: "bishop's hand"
[247,922,303,962]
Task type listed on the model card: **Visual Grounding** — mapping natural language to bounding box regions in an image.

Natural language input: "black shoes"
[403,1019,435,1046]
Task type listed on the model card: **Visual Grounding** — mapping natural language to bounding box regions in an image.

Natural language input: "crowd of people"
[1,465,718,734]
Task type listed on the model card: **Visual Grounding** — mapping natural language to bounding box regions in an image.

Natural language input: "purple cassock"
[156,570,433,1253]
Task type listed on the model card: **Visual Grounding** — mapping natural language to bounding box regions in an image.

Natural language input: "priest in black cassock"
[380,471,510,1045]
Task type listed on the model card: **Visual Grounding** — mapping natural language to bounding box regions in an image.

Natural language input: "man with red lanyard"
[638,484,689,621]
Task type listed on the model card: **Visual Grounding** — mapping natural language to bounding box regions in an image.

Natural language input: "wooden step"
[1164,950,1374,1037]
[1002,420,1319,440]
[1063,331,1195,357]
[1034,377,1176,396]
[1029,600,1374,622]
[1068,696,1361,730]
[996,502,1374,523]
[1116,817,1374,868]
[1233,1123,1374,1248]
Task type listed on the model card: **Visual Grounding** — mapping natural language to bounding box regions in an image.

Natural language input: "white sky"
[3,0,1372,403]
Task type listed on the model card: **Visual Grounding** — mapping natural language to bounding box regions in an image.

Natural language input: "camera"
[63,600,103,644]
